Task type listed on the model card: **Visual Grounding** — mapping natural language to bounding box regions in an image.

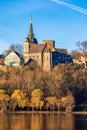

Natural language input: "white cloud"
[51,0,87,15]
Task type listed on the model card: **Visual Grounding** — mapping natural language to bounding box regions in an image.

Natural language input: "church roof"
[28,44,46,53]
[55,48,69,54]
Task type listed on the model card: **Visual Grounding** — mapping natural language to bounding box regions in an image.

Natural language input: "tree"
[61,93,75,113]
[55,99,62,114]
[14,44,23,54]
[0,89,9,112]
[76,41,87,69]
[70,50,82,60]
[9,44,15,51]
[9,44,23,54]
[31,89,44,110]
[45,96,57,111]
[11,89,28,110]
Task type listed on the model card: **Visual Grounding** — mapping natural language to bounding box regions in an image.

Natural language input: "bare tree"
[9,44,15,51]
[14,44,23,54]
[9,44,23,54]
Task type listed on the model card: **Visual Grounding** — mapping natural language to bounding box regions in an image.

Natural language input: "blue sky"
[0,0,87,53]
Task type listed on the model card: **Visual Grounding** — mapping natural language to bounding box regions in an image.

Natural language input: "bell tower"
[24,16,38,62]
[26,16,38,44]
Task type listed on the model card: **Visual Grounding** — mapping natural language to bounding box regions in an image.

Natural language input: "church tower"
[27,17,38,44]
[24,17,38,62]
[28,17,34,39]
[24,17,38,54]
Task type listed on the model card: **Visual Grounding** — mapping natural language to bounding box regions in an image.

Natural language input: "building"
[72,52,87,69]
[4,51,24,66]
[23,17,73,71]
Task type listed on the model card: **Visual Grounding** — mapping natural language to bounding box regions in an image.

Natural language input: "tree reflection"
[0,114,75,130]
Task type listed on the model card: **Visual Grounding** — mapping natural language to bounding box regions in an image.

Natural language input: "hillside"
[0,63,87,112]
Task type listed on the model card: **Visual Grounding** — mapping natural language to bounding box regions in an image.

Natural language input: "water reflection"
[0,113,87,130]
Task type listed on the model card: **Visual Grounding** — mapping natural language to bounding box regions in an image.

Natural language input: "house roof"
[5,50,24,60]
[55,48,69,54]
[28,43,46,53]
[15,51,24,59]
[26,44,69,54]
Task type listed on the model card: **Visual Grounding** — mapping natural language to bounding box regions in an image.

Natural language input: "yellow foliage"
[46,96,57,105]
[31,89,44,109]
[61,97,67,103]
[0,89,4,94]
[0,94,9,101]
[11,89,28,108]
[31,89,43,99]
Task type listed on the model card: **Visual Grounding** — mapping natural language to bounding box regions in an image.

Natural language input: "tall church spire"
[29,16,34,36]
[27,16,38,44]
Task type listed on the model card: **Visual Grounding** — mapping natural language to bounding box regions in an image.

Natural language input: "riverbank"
[4,111,87,115]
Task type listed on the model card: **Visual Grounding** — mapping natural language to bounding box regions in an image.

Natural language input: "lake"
[0,113,87,130]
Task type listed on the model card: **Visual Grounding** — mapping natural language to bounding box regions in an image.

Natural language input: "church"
[23,17,73,71]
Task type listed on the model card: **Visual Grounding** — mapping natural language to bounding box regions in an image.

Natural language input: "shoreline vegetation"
[0,64,87,113]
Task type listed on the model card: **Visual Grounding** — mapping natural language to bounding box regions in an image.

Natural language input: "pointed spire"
[30,16,32,24]
[29,16,34,35]
[27,15,38,44]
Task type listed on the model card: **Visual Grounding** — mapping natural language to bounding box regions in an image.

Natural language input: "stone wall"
[24,53,42,67]
[43,40,55,50]
[24,39,29,53]
[43,52,52,71]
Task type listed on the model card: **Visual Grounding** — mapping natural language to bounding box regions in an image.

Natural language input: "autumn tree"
[31,89,44,110]
[45,96,57,111]
[55,99,62,114]
[0,89,9,112]
[10,89,28,110]
[61,93,75,113]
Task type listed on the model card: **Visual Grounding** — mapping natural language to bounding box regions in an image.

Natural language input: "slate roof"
[28,43,46,53]
[15,51,24,60]
[27,44,69,54]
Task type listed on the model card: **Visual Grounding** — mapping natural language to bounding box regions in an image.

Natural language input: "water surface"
[0,114,87,130]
